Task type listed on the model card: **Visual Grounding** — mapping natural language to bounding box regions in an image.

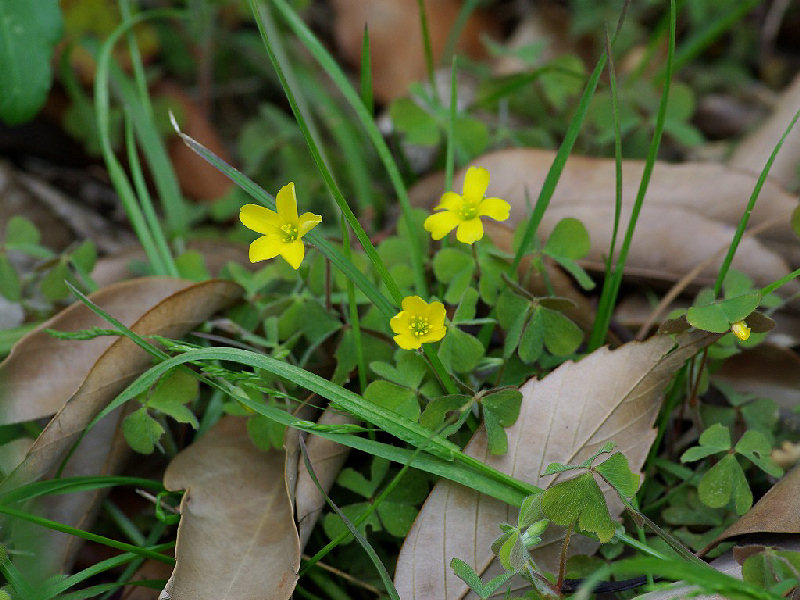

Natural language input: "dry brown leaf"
[0,278,192,424]
[161,416,300,600]
[409,149,799,291]
[714,344,800,411]
[331,0,498,102]
[0,278,242,493]
[394,331,715,600]
[728,72,800,189]
[294,409,355,549]
[121,559,175,600]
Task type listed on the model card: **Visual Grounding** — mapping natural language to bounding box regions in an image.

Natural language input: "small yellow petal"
[298,212,323,237]
[435,191,464,212]
[281,239,306,270]
[248,235,282,263]
[275,182,299,223]
[240,204,281,235]
[478,197,510,222]
[424,211,460,240]
[422,324,447,344]
[455,218,484,244]
[426,301,447,328]
[390,311,410,335]
[462,166,490,204]
[401,296,428,313]
[731,320,751,341]
[394,332,421,350]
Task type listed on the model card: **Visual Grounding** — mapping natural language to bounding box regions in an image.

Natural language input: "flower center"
[281,223,299,243]
[409,316,430,337]
[458,201,479,220]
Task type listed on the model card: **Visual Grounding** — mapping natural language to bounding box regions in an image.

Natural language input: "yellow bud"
[731,320,751,341]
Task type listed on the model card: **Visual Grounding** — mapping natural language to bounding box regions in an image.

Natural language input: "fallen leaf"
[0,278,193,424]
[161,416,300,600]
[331,0,499,102]
[409,149,799,292]
[728,72,800,189]
[0,278,242,493]
[394,331,715,599]
[121,559,174,600]
[714,344,800,411]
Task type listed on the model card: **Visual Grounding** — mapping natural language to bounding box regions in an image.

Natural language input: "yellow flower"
[390,296,447,350]
[424,166,510,244]
[731,320,751,341]
[239,182,322,269]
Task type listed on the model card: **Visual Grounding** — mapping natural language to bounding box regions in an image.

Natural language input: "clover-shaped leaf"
[432,247,475,304]
[698,454,752,514]
[541,472,616,542]
[735,430,783,478]
[122,408,165,455]
[680,423,731,462]
[686,291,760,334]
[482,388,523,455]
[543,217,595,290]
[594,452,640,498]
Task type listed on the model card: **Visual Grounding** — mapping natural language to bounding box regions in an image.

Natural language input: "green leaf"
[364,380,420,422]
[681,423,732,462]
[175,250,211,282]
[370,351,428,390]
[0,254,21,302]
[735,430,783,477]
[503,304,531,359]
[697,454,752,514]
[323,502,382,542]
[719,292,761,322]
[594,452,639,498]
[722,270,754,298]
[540,54,585,110]
[541,472,616,542]
[433,248,475,304]
[541,308,583,356]
[122,408,164,454]
[5,216,39,246]
[496,288,529,330]
[483,411,508,455]
[450,558,514,600]
[552,256,596,290]
[544,217,591,260]
[40,261,70,301]
[389,97,440,146]
[377,501,418,537]
[0,0,63,124]
[419,394,470,431]
[518,307,544,364]
[686,303,731,333]
[517,492,545,529]
[438,326,484,374]
[497,529,528,572]
[742,549,800,589]
[146,369,199,428]
[246,414,286,450]
[452,116,488,158]
[482,389,523,427]
[452,286,479,323]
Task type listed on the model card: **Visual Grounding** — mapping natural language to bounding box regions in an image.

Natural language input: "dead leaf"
[714,344,800,411]
[409,149,799,292]
[161,416,300,600]
[0,278,193,424]
[121,559,174,600]
[728,72,800,190]
[394,331,715,600]
[331,0,499,102]
[0,278,242,493]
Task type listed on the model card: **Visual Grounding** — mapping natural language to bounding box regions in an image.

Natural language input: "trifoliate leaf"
[438,326,484,374]
[541,308,583,356]
[389,97,440,146]
[453,286,479,323]
[0,254,21,302]
[419,394,470,433]
[5,216,40,246]
[482,389,523,427]
[541,472,616,542]
[681,423,732,462]
[544,217,591,260]
[496,288,529,330]
[370,351,429,390]
[40,261,70,301]
[518,307,544,363]
[503,304,531,359]
[697,453,752,514]
[175,250,211,282]
[122,408,164,454]
[364,380,420,421]
[517,492,545,529]
[377,502,418,537]
[323,502,381,542]
[594,452,640,498]
[686,303,731,334]
[245,414,285,450]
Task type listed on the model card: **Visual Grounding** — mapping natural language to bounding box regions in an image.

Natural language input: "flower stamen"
[281,223,299,242]
[409,316,430,337]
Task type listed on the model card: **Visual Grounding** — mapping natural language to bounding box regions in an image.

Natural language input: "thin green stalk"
[269,0,429,297]
[416,0,439,103]
[588,0,677,351]
[0,504,174,565]
[360,25,373,116]
[341,219,367,394]
[118,0,154,119]
[250,1,404,302]
[123,110,178,278]
[441,0,480,66]
[602,27,623,284]
[761,265,800,297]
[445,56,458,192]
[714,105,800,296]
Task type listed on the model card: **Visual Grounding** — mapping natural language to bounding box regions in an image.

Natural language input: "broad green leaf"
[452,116,489,158]
[681,423,732,462]
[433,248,474,304]
[518,308,544,364]
[70,240,97,275]
[389,97,439,146]
[5,216,39,246]
[497,529,528,572]
[544,217,590,260]
[517,492,545,529]
[541,308,583,356]
[146,370,200,428]
[552,256,596,290]
[438,327,484,374]
[483,411,508,455]
[175,251,211,282]
[697,454,752,514]
[452,286,479,323]
[419,394,470,432]
[323,501,382,542]
[735,430,783,477]
[0,254,21,302]
[377,501,418,537]
[40,261,70,301]
[719,292,761,323]
[245,414,285,450]
[122,408,164,454]
[541,472,616,542]
[503,304,531,359]
[482,389,523,427]
[594,452,639,498]
[742,550,800,589]
[686,303,730,333]
[370,351,428,390]
[540,55,585,110]
[0,0,63,124]
[496,288,529,330]
[364,380,420,422]
[722,270,754,298]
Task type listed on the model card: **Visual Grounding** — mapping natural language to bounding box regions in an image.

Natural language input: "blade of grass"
[441,0,481,67]
[602,26,623,288]
[588,0,677,351]
[268,0,429,297]
[416,0,439,103]
[0,475,163,504]
[714,105,800,296]
[360,25,373,117]
[445,56,458,192]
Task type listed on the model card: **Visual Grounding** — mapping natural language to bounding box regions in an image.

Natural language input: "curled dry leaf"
[161,416,300,600]
[331,0,498,102]
[714,344,800,411]
[409,149,799,291]
[0,278,242,492]
[394,331,716,600]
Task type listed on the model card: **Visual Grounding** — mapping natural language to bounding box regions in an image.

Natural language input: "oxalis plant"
[5,0,800,599]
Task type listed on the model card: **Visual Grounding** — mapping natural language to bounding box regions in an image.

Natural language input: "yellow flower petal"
[731,320,751,341]
[424,211,460,240]
[422,325,447,344]
[425,301,446,328]
[248,235,283,263]
[462,166,490,204]
[393,332,421,350]
[390,311,410,335]
[281,239,306,270]
[401,295,428,313]
[478,197,511,222]
[456,218,484,244]
[298,212,323,237]
[240,204,281,235]
[276,182,299,223]
[435,191,464,212]
[390,296,448,350]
